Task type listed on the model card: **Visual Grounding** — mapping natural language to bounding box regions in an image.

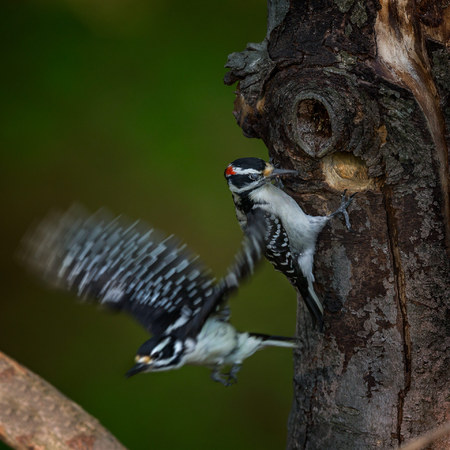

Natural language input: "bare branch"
[400,422,450,450]
[0,351,125,449]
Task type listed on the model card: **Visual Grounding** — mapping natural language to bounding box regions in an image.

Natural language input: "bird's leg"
[226,363,242,385]
[210,366,230,386]
[328,190,356,231]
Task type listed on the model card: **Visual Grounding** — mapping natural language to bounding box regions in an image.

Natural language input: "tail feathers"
[249,332,298,348]
[296,277,324,330]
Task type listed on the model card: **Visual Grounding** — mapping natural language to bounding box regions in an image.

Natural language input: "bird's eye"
[249,174,259,181]
[151,351,161,360]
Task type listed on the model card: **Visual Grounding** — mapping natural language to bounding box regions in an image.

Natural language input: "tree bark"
[225,1,449,448]
[0,351,125,449]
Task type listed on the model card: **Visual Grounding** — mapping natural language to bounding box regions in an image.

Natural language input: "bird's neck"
[232,191,254,215]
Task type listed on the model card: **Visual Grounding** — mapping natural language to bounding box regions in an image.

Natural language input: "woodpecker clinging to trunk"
[20,205,297,386]
[224,157,355,328]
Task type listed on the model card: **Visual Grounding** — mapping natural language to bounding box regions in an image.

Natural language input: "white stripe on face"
[152,337,171,354]
[232,167,260,175]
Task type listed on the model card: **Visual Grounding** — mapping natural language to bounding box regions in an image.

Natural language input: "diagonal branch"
[0,351,125,450]
[400,421,450,450]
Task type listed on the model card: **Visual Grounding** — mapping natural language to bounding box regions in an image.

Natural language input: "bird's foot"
[210,364,241,387]
[210,368,229,386]
[225,363,241,385]
[329,190,356,231]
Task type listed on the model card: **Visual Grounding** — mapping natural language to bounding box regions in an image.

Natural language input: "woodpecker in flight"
[224,157,355,328]
[20,206,297,386]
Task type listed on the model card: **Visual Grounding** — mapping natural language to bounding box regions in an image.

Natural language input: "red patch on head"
[225,165,236,176]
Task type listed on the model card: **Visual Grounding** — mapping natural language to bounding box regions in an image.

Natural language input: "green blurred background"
[0,1,298,448]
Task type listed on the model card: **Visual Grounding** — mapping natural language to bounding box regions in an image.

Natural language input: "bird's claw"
[225,375,237,387]
[210,369,229,386]
[226,363,241,385]
[330,190,356,231]
[210,364,241,387]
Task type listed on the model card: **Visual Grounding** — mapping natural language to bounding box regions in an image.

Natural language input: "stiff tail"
[296,276,324,330]
[249,332,298,348]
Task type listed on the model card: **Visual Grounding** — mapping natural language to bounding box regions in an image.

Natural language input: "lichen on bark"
[225,0,449,448]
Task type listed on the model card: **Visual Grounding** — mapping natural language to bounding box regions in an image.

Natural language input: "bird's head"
[126,335,188,377]
[224,157,297,195]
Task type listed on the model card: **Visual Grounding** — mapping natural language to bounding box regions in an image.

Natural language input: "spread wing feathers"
[249,207,324,328]
[220,220,266,295]
[20,205,265,337]
[184,219,266,336]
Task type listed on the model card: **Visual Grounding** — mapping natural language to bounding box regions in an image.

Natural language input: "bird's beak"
[271,168,298,177]
[126,362,151,378]
[264,165,298,179]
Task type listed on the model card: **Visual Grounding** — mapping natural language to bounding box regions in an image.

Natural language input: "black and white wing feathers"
[20,205,264,338]
[183,219,266,335]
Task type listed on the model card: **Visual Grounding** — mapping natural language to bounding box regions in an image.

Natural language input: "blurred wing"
[183,211,266,335]
[20,206,216,337]
[220,215,266,296]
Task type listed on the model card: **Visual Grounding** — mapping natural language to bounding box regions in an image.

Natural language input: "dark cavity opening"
[296,99,332,155]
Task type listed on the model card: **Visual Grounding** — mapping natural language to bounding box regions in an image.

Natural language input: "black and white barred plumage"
[225,157,355,328]
[20,205,296,385]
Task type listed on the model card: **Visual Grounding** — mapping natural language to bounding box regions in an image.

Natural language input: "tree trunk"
[225,1,449,448]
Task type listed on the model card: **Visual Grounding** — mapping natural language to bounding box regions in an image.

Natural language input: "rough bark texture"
[225,0,449,448]
[0,351,125,450]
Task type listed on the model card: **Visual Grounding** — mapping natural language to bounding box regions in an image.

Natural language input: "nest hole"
[296,99,332,155]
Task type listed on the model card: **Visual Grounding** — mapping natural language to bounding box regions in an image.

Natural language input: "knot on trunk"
[264,68,381,161]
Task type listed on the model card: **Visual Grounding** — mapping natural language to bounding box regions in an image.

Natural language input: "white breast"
[183,319,239,366]
[249,184,327,254]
